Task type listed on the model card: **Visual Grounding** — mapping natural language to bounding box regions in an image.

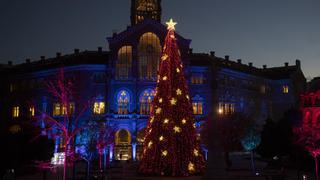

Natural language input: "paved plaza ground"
[15,154,314,180]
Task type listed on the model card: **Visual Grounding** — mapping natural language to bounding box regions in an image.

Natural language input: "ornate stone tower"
[131,0,162,25]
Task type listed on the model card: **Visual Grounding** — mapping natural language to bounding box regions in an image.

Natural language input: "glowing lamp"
[148,141,153,148]
[51,152,65,165]
[159,136,164,141]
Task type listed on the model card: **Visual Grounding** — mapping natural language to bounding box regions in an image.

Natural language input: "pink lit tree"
[37,68,91,180]
[295,92,320,180]
[96,123,113,174]
[295,125,320,180]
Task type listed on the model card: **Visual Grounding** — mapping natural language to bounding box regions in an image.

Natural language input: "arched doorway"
[114,129,132,160]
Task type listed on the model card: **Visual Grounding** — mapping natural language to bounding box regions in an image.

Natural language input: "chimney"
[8,61,12,66]
[189,48,193,54]
[40,56,45,61]
[296,59,301,68]
[26,58,31,63]
[56,52,61,58]
[249,62,253,67]
[210,51,215,57]
[285,62,289,67]
[98,47,103,53]
[74,49,80,54]
[263,65,267,69]
[225,55,229,61]
[237,59,242,64]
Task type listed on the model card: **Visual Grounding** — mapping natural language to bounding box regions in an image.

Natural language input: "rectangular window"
[29,107,35,117]
[13,106,20,118]
[93,102,105,115]
[192,102,203,115]
[218,102,235,115]
[283,85,289,94]
[53,102,75,116]
[191,73,204,85]
[69,103,75,115]
[53,103,61,116]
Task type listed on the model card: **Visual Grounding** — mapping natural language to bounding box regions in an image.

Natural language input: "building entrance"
[114,129,132,160]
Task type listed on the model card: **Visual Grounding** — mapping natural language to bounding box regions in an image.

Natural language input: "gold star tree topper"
[166,18,177,30]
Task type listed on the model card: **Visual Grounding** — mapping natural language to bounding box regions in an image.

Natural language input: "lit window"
[10,84,14,92]
[69,103,75,115]
[192,95,204,115]
[29,107,35,117]
[53,103,61,116]
[93,102,105,115]
[192,102,203,115]
[283,85,289,94]
[116,46,132,80]
[13,106,20,118]
[138,32,161,81]
[53,102,75,116]
[218,102,235,115]
[118,90,130,114]
[191,73,204,85]
[140,89,155,114]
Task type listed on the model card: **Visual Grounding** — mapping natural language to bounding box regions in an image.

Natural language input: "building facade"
[1,0,306,161]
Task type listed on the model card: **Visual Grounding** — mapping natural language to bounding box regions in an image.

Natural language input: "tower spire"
[131,0,162,25]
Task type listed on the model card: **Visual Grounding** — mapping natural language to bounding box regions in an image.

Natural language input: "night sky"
[0,0,319,79]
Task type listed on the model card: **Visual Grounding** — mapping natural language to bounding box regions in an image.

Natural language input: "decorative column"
[109,144,114,162]
[132,143,137,161]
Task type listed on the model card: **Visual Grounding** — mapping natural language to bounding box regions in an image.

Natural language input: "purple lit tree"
[37,68,90,180]
[76,121,114,180]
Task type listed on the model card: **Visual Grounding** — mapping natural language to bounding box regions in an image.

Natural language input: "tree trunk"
[72,161,76,180]
[250,150,256,175]
[86,161,90,180]
[315,156,319,180]
[63,146,68,180]
[42,169,47,180]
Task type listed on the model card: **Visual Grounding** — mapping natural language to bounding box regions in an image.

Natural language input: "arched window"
[192,95,204,115]
[137,0,157,11]
[116,46,132,80]
[140,89,155,114]
[117,90,130,114]
[138,32,161,81]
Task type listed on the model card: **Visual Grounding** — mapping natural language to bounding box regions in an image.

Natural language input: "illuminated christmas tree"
[139,19,206,176]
